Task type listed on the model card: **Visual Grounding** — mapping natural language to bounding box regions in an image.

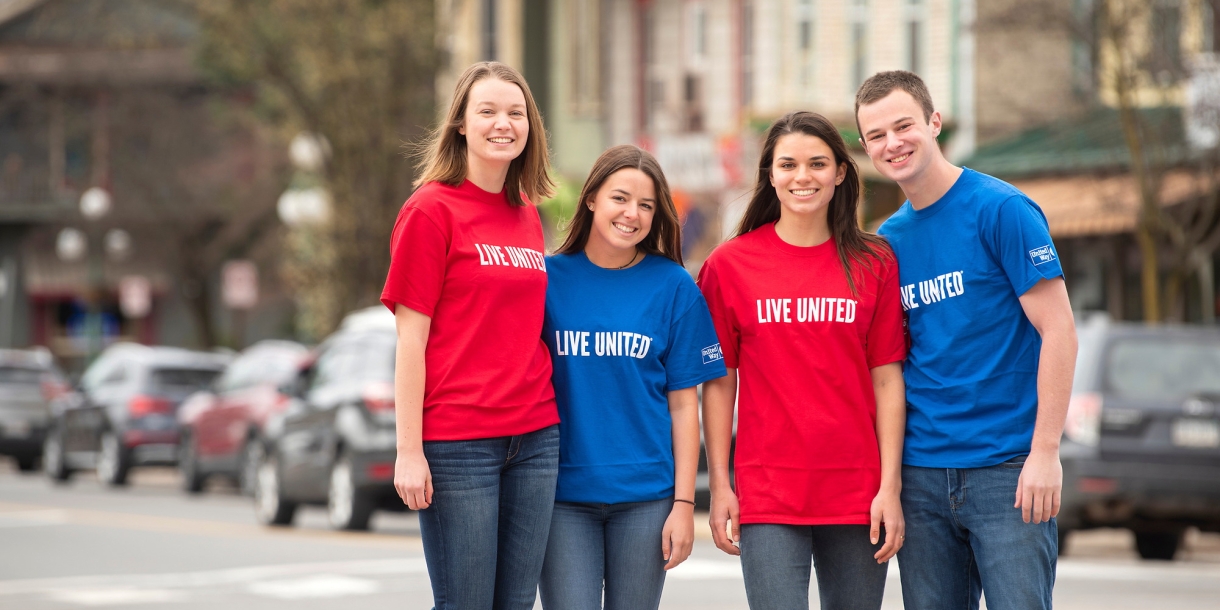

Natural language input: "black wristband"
[673,498,696,506]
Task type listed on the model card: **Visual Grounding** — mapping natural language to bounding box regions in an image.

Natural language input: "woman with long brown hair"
[698,111,907,610]
[538,145,725,610]
[380,61,558,610]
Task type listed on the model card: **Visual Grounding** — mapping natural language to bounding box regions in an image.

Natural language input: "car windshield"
[149,368,222,395]
[0,366,43,385]
[1106,338,1220,401]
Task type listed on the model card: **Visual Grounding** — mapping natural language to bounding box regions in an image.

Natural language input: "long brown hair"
[414,62,555,206]
[736,111,892,296]
[557,145,683,266]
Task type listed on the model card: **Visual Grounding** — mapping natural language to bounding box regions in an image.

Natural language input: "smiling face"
[585,168,656,257]
[856,89,942,185]
[459,77,529,171]
[769,133,846,221]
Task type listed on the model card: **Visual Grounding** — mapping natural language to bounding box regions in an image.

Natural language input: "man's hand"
[709,488,741,556]
[1014,448,1062,524]
[394,449,433,510]
[663,502,695,570]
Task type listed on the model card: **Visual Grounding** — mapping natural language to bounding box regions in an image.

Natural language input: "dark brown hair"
[557,145,683,266]
[854,70,936,136]
[415,62,555,206]
[735,111,893,296]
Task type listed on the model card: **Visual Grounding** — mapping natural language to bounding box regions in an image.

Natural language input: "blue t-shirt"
[544,251,727,504]
[878,168,1064,468]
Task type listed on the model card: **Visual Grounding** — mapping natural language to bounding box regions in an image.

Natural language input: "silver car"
[0,348,68,472]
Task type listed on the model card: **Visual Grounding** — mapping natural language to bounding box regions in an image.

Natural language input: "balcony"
[0,162,76,223]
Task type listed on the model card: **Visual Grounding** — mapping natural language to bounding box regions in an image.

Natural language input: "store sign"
[650,134,729,192]
[222,260,258,310]
[119,276,151,319]
[1186,53,1220,150]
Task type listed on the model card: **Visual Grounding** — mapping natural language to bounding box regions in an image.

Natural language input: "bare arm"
[1015,277,1078,524]
[702,370,740,555]
[662,386,700,569]
[393,303,433,510]
[869,362,905,562]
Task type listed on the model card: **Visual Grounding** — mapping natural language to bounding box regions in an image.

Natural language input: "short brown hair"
[854,70,936,135]
[556,145,683,266]
[415,62,555,207]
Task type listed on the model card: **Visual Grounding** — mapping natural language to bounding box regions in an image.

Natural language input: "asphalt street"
[1,462,1219,610]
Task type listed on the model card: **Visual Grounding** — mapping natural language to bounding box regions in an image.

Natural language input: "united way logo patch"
[701,344,723,365]
[1028,245,1057,266]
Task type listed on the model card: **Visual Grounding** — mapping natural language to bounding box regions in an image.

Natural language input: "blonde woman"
[381,62,558,610]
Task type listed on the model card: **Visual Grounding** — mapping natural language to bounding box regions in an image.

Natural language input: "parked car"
[1059,315,1220,560]
[43,343,231,486]
[254,307,400,531]
[177,340,309,495]
[0,348,69,471]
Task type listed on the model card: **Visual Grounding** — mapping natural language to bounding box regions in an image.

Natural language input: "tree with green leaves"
[195,0,436,339]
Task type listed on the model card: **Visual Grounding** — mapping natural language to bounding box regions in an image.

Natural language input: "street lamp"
[55,189,133,361]
[71,187,111,361]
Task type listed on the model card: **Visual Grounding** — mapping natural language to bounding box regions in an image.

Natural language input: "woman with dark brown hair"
[538,145,725,610]
[380,61,558,610]
[698,111,907,610]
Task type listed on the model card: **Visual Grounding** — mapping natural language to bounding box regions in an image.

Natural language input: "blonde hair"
[415,62,555,206]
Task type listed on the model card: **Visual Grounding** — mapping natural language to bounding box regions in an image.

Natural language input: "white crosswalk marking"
[47,588,188,606]
[247,574,381,599]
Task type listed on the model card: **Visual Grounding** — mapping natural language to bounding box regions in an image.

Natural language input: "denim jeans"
[897,455,1057,610]
[418,424,560,610]
[538,497,672,610]
[739,524,888,610]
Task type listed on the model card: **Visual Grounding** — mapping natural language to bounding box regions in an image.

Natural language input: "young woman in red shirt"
[698,111,907,610]
[380,62,559,610]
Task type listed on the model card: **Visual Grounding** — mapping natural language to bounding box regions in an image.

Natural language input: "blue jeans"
[419,424,560,610]
[897,455,1057,610]
[739,524,888,610]
[538,498,672,610]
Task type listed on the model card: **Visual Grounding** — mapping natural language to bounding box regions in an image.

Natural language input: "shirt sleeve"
[380,205,449,317]
[866,254,908,368]
[989,196,1064,296]
[696,256,740,369]
[663,282,729,391]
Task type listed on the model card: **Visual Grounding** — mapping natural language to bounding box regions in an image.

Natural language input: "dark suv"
[1059,316,1220,560]
[43,343,230,486]
[254,307,400,531]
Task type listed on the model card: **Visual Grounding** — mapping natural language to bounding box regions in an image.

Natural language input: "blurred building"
[437,0,1090,259]
[438,0,1220,323]
[0,0,292,368]
[961,0,1220,322]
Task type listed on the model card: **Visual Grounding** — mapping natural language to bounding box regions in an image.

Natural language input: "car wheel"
[254,453,297,526]
[1134,529,1182,561]
[327,455,374,531]
[95,431,130,487]
[1057,525,1070,557]
[15,453,39,473]
[238,438,262,497]
[179,431,205,494]
[43,428,72,482]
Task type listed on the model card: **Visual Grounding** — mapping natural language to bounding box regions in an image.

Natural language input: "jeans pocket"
[997,454,1029,469]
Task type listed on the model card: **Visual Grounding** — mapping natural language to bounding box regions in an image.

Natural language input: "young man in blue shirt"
[855,71,1078,610]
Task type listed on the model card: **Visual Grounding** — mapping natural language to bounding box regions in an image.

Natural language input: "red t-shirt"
[380,180,558,441]
[697,223,906,525]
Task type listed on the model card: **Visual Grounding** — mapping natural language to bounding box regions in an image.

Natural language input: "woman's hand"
[663,501,695,569]
[709,487,741,556]
[394,448,433,510]
[870,487,904,563]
